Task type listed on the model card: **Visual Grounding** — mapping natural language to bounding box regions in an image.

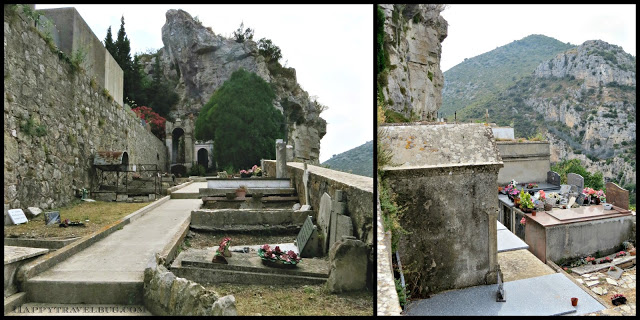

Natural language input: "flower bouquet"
[526,183,538,189]
[213,237,232,264]
[611,293,627,306]
[505,184,520,202]
[258,244,301,268]
[240,169,253,178]
[252,165,262,177]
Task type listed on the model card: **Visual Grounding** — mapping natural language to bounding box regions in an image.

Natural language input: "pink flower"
[274,246,281,254]
[261,244,270,251]
[520,217,526,225]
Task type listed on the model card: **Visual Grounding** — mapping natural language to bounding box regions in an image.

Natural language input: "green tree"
[257,38,282,62]
[104,26,115,55]
[551,158,604,190]
[194,68,284,170]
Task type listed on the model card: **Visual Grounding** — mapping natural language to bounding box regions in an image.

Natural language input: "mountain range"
[321,140,373,177]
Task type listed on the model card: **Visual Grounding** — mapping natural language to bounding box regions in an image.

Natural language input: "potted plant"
[212,237,232,263]
[615,251,626,258]
[519,190,535,213]
[235,186,247,199]
[585,256,596,265]
[505,184,520,202]
[611,294,627,306]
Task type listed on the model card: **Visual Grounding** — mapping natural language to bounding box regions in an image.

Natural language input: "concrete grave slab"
[497,229,529,253]
[497,220,507,230]
[607,265,624,280]
[567,173,584,190]
[405,273,605,316]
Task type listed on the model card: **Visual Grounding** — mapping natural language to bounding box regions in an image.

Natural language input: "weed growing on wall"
[19,116,47,137]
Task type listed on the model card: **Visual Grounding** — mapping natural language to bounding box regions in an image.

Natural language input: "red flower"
[274,246,281,254]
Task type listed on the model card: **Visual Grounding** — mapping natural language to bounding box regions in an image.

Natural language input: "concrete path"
[171,182,207,194]
[23,199,201,305]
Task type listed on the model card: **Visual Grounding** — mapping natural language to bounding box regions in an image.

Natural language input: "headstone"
[317,193,332,253]
[7,209,28,225]
[331,215,354,249]
[292,203,301,210]
[605,182,629,210]
[25,207,43,219]
[300,204,311,211]
[275,139,287,178]
[547,171,561,186]
[607,265,624,280]
[296,215,320,257]
[559,184,571,194]
[44,211,61,225]
[327,238,368,293]
[567,173,584,190]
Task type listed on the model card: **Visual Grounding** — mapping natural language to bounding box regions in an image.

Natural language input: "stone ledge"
[4,237,80,250]
[3,292,28,315]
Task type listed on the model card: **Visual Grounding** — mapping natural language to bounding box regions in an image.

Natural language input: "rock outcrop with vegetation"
[144,9,326,163]
[377,4,448,121]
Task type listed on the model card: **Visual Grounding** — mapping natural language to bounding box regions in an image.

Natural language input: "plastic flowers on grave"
[538,190,546,200]
[258,244,301,265]
[596,190,606,202]
[215,237,231,257]
[520,217,526,226]
[252,165,262,176]
[615,251,626,258]
[582,187,596,195]
[526,183,538,189]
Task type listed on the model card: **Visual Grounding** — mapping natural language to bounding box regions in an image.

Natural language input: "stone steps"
[6,303,151,316]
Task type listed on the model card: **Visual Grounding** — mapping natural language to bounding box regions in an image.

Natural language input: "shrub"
[257,38,282,63]
[188,163,206,176]
[232,22,254,43]
[132,106,166,140]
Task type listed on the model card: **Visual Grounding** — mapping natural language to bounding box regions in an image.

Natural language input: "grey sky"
[440,4,636,72]
[36,4,373,163]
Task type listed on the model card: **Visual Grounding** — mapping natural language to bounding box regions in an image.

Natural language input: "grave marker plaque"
[44,211,61,225]
[547,171,560,186]
[567,173,584,190]
[7,209,28,225]
[576,193,587,206]
[296,216,319,257]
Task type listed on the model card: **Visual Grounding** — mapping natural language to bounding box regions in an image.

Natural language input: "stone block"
[317,193,332,253]
[116,194,129,202]
[331,215,354,249]
[300,204,311,211]
[94,192,116,202]
[327,238,368,293]
[25,207,43,219]
[149,194,156,201]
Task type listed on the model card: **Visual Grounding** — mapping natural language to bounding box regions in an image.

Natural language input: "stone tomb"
[170,247,329,286]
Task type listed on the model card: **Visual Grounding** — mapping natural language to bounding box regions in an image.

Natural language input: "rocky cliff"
[378,4,448,120]
[147,9,326,164]
[457,39,636,186]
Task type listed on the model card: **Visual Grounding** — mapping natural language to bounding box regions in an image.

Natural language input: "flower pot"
[630,248,636,256]
[544,203,553,211]
[532,211,536,216]
[235,191,246,199]
[571,297,578,307]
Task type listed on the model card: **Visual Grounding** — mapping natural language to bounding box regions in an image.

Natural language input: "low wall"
[497,141,550,185]
[376,188,402,315]
[143,261,237,316]
[4,7,167,210]
[263,161,373,246]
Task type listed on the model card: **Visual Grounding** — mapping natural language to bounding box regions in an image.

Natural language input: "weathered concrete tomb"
[379,122,504,296]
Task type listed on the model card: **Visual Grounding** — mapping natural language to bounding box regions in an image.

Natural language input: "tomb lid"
[379,123,503,170]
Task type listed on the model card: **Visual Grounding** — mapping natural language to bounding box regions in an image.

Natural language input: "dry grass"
[4,200,149,239]
[207,283,373,316]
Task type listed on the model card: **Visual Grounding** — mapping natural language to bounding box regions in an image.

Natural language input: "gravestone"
[296,215,320,257]
[605,182,629,210]
[327,238,368,293]
[333,215,354,248]
[559,184,571,194]
[317,193,332,253]
[7,209,28,225]
[25,207,43,219]
[44,211,61,225]
[303,163,310,206]
[329,190,350,249]
[547,171,560,186]
[567,173,584,190]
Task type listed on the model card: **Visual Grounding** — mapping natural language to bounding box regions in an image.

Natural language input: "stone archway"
[197,148,208,169]
[172,128,185,164]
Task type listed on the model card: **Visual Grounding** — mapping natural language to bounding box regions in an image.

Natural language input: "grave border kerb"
[15,180,195,287]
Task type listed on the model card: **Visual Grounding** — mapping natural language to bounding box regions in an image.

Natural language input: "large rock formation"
[148,9,326,164]
[379,4,448,120]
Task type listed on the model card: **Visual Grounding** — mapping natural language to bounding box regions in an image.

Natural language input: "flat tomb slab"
[175,248,329,278]
[404,273,605,316]
[206,179,291,189]
[546,204,630,222]
[190,209,309,232]
[4,246,49,265]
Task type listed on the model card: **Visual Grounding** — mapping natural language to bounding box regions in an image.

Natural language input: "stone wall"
[143,261,237,316]
[384,164,502,296]
[376,188,402,315]
[4,7,167,210]
[496,141,551,185]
